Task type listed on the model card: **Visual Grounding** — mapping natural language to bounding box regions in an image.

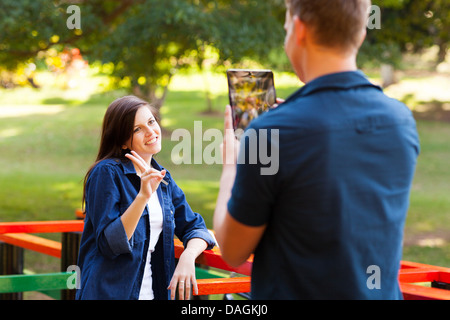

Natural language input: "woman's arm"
[119,193,149,241]
[167,238,208,300]
[122,151,165,240]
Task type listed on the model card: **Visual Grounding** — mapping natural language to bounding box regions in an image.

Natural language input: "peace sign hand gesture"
[125,151,166,200]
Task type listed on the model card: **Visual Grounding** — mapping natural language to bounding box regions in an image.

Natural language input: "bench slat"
[0,220,84,234]
[0,233,62,258]
[174,239,252,276]
[196,277,251,296]
[0,273,71,294]
[401,282,450,300]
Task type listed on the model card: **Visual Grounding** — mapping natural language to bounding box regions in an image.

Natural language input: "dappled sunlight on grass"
[0,104,65,118]
[384,74,450,111]
[417,238,446,248]
[0,127,22,138]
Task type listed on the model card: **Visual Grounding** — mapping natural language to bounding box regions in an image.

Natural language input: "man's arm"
[213,105,266,268]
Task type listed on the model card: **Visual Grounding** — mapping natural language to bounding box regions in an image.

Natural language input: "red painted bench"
[1,220,449,299]
[0,220,251,296]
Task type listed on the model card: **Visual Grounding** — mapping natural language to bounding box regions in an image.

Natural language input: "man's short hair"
[286,0,371,51]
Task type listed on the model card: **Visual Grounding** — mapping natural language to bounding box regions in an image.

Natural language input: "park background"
[0,0,449,298]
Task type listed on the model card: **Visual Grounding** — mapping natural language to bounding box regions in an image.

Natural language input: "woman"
[76,95,215,300]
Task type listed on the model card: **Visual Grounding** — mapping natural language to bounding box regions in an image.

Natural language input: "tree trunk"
[380,64,396,88]
[132,78,171,119]
[437,39,448,65]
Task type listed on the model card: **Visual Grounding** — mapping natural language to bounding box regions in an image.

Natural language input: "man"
[214,0,420,299]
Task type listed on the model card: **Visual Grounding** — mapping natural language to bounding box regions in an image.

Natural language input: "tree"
[92,0,285,109]
[361,0,449,67]
[0,0,284,111]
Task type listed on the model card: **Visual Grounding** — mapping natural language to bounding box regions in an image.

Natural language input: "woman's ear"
[121,147,132,158]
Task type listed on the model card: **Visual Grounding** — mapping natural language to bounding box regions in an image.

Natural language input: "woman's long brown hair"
[82,95,159,209]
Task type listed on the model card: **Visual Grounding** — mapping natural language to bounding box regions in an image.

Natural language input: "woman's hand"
[119,151,166,240]
[168,238,208,300]
[125,151,166,199]
[168,249,198,300]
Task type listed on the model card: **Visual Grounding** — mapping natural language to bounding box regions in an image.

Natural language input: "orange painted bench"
[0,220,84,234]
[1,220,450,299]
[174,238,252,295]
[399,261,450,300]
[0,220,251,296]
[0,233,62,258]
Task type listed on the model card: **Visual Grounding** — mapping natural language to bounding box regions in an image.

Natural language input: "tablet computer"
[227,69,276,131]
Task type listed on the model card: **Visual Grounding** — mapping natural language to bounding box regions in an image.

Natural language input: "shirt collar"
[284,70,382,103]
[119,158,136,175]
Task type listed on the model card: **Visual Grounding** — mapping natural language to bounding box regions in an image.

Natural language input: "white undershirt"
[138,191,163,300]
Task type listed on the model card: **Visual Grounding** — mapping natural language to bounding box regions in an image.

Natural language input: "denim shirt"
[76,158,215,300]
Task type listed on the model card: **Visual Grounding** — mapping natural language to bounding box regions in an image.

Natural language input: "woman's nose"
[145,126,155,136]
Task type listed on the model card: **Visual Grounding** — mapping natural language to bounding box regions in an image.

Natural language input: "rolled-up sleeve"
[85,164,132,259]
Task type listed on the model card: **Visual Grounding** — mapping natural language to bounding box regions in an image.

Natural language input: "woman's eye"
[149,119,155,125]
[134,127,140,133]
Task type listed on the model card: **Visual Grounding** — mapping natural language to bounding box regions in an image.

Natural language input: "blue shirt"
[76,158,215,300]
[228,71,420,299]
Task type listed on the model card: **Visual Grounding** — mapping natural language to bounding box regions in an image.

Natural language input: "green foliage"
[205,0,284,61]
[1,0,448,100]
[0,0,64,68]
[0,0,284,106]
[361,0,450,67]
[92,0,284,106]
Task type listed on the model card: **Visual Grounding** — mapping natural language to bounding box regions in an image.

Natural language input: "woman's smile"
[145,136,158,145]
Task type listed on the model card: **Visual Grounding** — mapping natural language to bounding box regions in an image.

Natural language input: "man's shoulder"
[249,96,314,129]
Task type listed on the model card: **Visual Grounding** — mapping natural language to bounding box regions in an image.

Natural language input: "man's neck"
[301,46,358,84]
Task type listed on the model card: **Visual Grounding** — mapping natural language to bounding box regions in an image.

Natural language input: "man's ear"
[293,15,307,46]
[358,27,367,48]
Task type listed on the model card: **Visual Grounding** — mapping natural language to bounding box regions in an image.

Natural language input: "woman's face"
[123,106,162,163]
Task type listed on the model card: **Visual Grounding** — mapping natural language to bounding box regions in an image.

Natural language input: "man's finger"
[224,105,233,131]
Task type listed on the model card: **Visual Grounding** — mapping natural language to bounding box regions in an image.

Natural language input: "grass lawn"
[0,69,449,280]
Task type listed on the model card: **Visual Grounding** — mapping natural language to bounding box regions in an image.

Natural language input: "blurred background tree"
[363,0,449,66]
[361,0,449,86]
[0,0,448,97]
[0,0,284,111]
